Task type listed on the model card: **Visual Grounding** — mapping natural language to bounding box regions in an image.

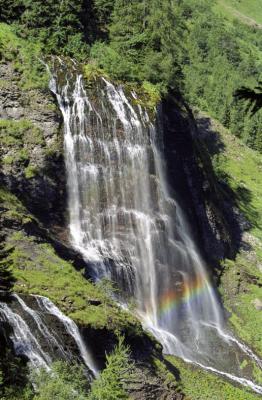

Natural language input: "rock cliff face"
[158,95,241,266]
[0,62,66,227]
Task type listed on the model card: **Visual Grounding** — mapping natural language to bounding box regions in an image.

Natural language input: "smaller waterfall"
[0,294,97,376]
[0,301,50,369]
[36,295,98,376]
[13,294,68,359]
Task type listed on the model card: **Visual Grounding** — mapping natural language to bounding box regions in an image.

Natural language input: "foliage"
[0,119,43,146]
[31,361,89,400]
[1,1,261,151]
[0,118,44,174]
[0,254,15,293]
[0,1,91,59]
[0,346,30,400]
[1,339,134,400]
[91,0,184,91]
[181,0,262,151]
[88,335,133,400]
[234,82,262,115]
[24,165,38,179]
[83,62,106,82]
[0,23,48,89]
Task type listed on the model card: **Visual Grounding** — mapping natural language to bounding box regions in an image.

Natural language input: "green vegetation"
[182,1,262,152]
[0,251,15,293]
[195,112,262,357]
[0,119,43,147]
[1,338,133,400]
[6,231,142,333]
[166,355,261,400]
[0,186,143,335]
[90,0,184,92]
[0,23,48,89]
[0,119,44,175]
[31,362,89,400]
[24,165,38,179]
[88,0,262,150]
[1,1,262,398]
[1,1,261,150]
[0,349,30,400]
[88,335,133,400]
[216,0,262,26]
[153,358,182,394]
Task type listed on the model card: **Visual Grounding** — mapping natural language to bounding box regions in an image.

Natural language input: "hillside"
[216,0,262,26]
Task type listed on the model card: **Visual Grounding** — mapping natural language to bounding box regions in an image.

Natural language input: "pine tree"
[0,241,15,295]
[88,335,135,400]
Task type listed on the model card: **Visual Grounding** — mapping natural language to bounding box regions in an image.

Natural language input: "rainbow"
[158,274,210,318]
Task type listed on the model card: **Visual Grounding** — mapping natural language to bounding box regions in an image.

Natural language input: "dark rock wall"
[0,62,66,227]
[157,95,240,268]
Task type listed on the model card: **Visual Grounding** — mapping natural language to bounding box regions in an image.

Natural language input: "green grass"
[0,187,143,335]
[0,119,44,147]
[6,231,142,333]
[195,112,262,357]
[215,0,262,26]
[166,355,261,400]
[0,23,48,89]
[0,119,44,169]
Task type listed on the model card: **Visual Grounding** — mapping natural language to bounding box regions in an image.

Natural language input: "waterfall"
[50,65,262,394]
[0,301,50,369]
[13,294,68,360]
[0,294,97,376]
[35,295,97,376]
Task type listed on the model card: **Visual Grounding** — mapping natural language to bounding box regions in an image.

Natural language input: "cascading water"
[50,61,262,394]
[0,301,50,369]
[35,295,97,376]
[0,294,97,376]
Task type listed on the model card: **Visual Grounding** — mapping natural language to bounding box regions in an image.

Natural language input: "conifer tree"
[0,242,15,295]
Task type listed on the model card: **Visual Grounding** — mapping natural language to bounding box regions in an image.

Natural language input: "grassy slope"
[195,111,262,358]
[166,356,261,400]
[0,187,143,336]
[215,0,262,26]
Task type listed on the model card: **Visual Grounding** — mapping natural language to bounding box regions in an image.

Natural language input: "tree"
[234,83,262,115]
[88,335,134,400]
[0,242,15,295]
[0,0,24,23]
